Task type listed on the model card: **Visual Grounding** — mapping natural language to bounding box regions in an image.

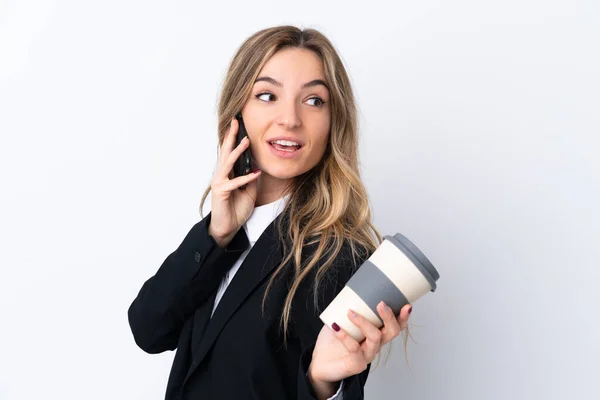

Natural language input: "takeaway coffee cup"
[319,233,440,342]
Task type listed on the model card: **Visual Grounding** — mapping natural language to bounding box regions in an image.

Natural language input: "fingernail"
[350,310,358,318]
[253,169,261,174]
[332,323,340,332]
[409,306,413,314]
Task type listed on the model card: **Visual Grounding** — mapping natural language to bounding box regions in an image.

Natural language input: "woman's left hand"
[308,302,412,386]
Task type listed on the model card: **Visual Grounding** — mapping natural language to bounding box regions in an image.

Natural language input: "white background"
[1,1,598,399]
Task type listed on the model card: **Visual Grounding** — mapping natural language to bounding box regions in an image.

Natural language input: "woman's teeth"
[270,140,301,152]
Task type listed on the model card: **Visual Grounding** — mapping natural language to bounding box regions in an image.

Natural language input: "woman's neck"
[255,173,290,206]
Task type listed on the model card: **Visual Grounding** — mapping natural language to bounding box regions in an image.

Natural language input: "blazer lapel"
[184,213,286,385]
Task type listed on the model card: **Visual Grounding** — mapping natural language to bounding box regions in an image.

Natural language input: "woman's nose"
[276,102,302,129]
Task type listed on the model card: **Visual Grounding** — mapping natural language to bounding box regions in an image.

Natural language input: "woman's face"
[241,47,331,185]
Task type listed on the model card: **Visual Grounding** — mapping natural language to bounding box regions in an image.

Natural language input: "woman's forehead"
[257,48,327,87]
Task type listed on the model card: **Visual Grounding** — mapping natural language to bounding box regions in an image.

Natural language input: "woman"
[128,25,412,400]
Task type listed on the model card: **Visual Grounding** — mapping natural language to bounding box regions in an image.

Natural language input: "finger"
[347,309,382,362]
[216,120,248,182]
[329,322,362,353]
[328,323,369,373]
[223,135,251,175]
[217,119,239,172]
[376,302,402,345]
[220,168,261,192]
[397,304,412,332]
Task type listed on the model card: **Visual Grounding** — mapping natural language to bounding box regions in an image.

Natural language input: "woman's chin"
[260,166,303,181]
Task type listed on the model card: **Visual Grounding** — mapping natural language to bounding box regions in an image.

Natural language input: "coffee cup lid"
[383,233,440,292]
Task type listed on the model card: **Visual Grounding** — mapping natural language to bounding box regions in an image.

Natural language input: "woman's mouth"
[268,140,303,158]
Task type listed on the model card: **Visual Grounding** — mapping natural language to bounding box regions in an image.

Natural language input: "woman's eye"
[306,97,325,107]
[255,93,325,107]
[256,93,275,102]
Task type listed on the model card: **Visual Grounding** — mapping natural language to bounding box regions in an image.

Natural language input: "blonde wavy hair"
[199,25,411,365]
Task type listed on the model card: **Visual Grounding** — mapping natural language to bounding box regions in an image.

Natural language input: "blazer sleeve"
[294,240,372,400]
[127,212,249,354]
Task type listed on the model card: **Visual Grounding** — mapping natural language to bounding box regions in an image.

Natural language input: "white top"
[204,194,344,399]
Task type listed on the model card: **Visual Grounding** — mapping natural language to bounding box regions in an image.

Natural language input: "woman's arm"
[127,213,249,354]
[293,241,371,400]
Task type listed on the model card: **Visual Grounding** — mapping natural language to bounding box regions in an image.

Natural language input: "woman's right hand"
[208,117,261,247]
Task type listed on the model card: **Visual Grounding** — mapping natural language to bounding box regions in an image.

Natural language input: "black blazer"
[128,211,371,400]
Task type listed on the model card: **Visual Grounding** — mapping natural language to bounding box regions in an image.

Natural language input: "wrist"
[308,362,339,400]
[208,224,234,248]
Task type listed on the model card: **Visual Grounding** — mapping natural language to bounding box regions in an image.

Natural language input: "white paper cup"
[319,233,440,342]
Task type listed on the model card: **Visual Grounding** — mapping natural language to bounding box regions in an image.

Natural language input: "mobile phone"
[233,113,253,188]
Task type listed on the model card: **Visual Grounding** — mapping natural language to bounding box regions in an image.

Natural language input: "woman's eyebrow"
[254,76,329,91]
